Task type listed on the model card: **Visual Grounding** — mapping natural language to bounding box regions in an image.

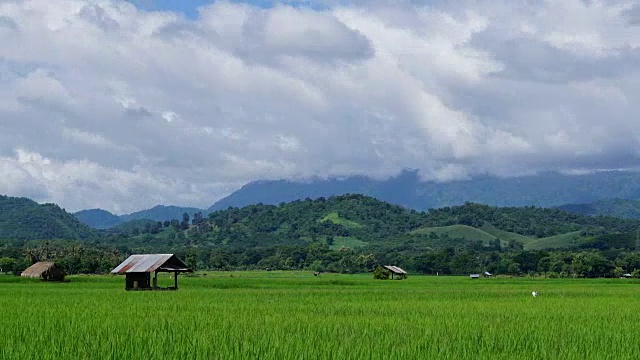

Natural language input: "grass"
[526,231,586,250]
[328,236,368,250]
[3,273,640,359]
[414,223,587,250]
[480,222,535,246]
[321,211,363,228]
[412,224,497,245]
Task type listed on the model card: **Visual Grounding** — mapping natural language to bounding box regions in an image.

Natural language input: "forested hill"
[5,194,640,276]
[557,199,640,220]
[118,194,640,251]
[423,203,640,238]
[205,194,425,246]
[3,193,640,250]
[74,209,123,229]
[0,195,96,240]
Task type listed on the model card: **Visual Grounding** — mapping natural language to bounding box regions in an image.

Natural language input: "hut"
[483,271,492,278]
[470,274,480,279]
[383,265,408,280]
[111,254,192,291]
[21,262,65,281]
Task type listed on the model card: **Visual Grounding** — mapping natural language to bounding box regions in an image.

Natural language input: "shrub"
[373,266,390,280]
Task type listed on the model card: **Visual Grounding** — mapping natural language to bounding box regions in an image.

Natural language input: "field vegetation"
[2,273,640,359]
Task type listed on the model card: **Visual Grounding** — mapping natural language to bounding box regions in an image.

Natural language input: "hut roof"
[111,254,192,274]
[383,265,407,274]
[21,262,58,278]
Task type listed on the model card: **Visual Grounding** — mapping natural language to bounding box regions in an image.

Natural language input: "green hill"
[412,223,587,250]
[74,209,123,229]
[526,231,586,250]
[5,194,640,277]
[112,196,640,251]
[557,199,640,219]
[0,195,96,240]
[479,222,534,244]
[5,194,640,252]
[412,225,497,245]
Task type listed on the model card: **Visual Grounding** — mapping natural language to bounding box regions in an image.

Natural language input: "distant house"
[470,274,480,279]
[383,265,408,280]
[483,271,492,278]
[111,254,192,291]
[21,262,65,282]
[622,273,632,278]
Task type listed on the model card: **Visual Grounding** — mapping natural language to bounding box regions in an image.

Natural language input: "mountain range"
[2,192,640,254]
[73,170,640,228]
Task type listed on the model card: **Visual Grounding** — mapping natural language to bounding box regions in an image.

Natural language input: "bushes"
[373,266,390,280]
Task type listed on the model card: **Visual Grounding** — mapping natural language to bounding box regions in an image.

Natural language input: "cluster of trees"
[0,240,123,274]
[3,234,640,278]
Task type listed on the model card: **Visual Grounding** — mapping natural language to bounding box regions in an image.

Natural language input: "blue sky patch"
[126,0,324,19]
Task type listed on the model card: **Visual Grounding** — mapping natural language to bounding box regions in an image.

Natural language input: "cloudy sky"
[1,0,640,214]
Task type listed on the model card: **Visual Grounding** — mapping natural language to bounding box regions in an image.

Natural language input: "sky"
[1,0,640,214]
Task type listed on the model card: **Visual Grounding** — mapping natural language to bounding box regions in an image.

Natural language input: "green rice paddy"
[2,273,640,359]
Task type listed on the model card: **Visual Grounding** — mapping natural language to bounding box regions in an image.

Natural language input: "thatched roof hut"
[21,262,65,281]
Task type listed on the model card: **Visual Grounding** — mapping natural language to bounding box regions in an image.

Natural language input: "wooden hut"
[383,265,408,280]
[483,271,492,278]
[21,262,65,281]
[111,254,192,291]
[470,274,480,279]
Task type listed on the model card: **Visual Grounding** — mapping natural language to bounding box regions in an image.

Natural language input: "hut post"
[174,271,178,289]
[153,271,158,288]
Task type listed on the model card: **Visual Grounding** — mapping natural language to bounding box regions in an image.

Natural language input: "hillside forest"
[2,194,640,278]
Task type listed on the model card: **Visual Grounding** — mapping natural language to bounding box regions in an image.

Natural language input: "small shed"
[470,274,480,279]
[21,262,65,281]
[622,273,632,278]
[111,254,192,291]
[384,265,408,280]
[483,271,492,278]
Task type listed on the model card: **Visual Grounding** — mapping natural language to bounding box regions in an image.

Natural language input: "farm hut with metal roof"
[111,254,192,290]
[21,262,65,282]
[383,265,408,280]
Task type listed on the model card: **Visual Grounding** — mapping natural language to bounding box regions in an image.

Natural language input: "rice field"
[2,272,640,359]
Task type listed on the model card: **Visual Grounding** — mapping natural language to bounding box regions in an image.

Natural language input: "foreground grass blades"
[2,273,640,359]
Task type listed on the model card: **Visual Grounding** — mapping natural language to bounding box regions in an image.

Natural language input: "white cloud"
[0,0,639,213]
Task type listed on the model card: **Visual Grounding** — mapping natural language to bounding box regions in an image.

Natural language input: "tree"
[373,266,390,280]
[326,235,334,246]
[0,257,16,273]
[180,213,190,230]
[192,212,204,225]
[185,248,198,271]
